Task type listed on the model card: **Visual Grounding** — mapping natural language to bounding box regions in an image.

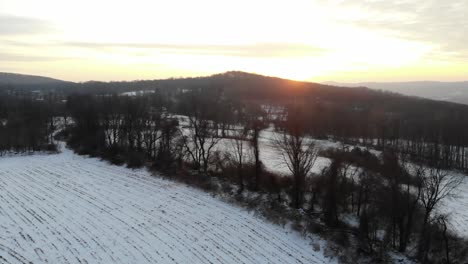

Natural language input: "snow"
[0,144,335,264]
[388,252,416,264]
[403,164,468,238]
[256,124,468,239]
[341,214,359,229]
[257,126,332,176]
[437,171,468,238]
[120,90,156,96]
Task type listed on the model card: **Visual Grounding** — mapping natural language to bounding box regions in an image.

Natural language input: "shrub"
[45,143,58,152]
[126,151,146,168]
[102,144,126,165]
[153,150,178,172]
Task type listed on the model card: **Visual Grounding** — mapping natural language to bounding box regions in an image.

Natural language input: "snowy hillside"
[0,144,335,264]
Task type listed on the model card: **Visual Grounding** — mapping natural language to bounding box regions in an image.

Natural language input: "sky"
[0,0,467,82]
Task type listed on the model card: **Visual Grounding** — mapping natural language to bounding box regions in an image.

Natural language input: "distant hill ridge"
[0,72,66,85]
[2,70,468,105]
[325,81,468,105]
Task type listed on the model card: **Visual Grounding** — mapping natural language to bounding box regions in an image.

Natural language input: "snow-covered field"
[438,172,468,238]
[0,145,334,264]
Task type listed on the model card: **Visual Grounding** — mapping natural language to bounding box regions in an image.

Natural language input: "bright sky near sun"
[0,0,467,82]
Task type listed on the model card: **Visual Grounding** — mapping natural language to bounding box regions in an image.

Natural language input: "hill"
[326,81,468,105]
[3,70,467,106]
[0,72,66,85]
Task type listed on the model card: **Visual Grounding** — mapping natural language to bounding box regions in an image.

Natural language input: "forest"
[1,71,468,263]
[0,91,58,154]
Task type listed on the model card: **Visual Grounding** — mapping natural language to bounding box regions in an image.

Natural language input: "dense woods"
[0,92,58,155]
[1,71,468,263]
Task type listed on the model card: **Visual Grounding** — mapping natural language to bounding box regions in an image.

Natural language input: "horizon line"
[1,70,468,84]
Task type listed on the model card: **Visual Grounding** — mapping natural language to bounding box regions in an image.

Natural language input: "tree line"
[0,92,58,155]
[5,71,468,172]
[63,71,468,173]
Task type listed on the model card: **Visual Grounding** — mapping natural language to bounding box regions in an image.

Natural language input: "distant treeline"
[3,71,468,171]
[281,91,468,171]
[0,92,59,154]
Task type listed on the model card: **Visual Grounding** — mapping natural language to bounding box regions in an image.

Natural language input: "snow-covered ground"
[257,125,468,239]
[257,126,334,176]
[438,172,468,238]
[120,90,156,96]
[403,164,468,238]
[0,144,335,264]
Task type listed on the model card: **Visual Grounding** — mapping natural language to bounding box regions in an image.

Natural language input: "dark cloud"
[63,42,329,58]
[0,15,53,35]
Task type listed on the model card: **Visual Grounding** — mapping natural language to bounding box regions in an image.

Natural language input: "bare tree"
[417,165,463,261]
[182,117,218,173]
[143,111,163,159]
[102,107,122,147]
[275,123,318,209]
[249,119,263,190]
[181,95,221,173]
[398,157,423,253]
[229,126,250,193]
[435,214,451,264]
[242,103,267,191]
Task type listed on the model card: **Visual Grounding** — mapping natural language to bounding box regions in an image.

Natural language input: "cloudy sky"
[0,0,467,82]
